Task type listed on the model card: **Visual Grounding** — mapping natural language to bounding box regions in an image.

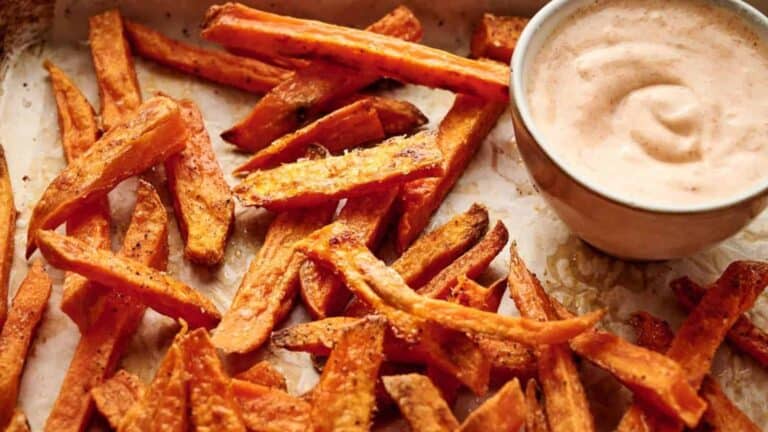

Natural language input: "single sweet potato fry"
[119,328,188,432]
[91,371,146,430]
[382,374,460,432]
[234,98,385,174]
[202,4,510,101]
[672,277,768,368]
[460,378,525,432]
[45,60,113,331]
[417,221,508,299]
[0,148,15,328]
[26,96,186,256]
[89,10,142,131]
[470,14,529,62]
[311,317,386,432]
[212,199,335,353]
[36,230,220,328]
[450,276,505,312]
[300,189,399,318]
[45,180,168,432]
[297,224,604,345]
[218,6,423,151]
[5,410,30,432]
[271,317,361,356]
[234,131,443,210]
[475,337,537,381]
[232,380,312,432]
[166,99,234,265]
[629,311,675,354]
[235,361,287,391]
[525,379,550,432]
[368,96,429,136]
[617,261,768,431]
[182,328,246,431]
[125,20,292,93]
[397,95,506,251]
[0,261,51,430]
[506,246,595,432]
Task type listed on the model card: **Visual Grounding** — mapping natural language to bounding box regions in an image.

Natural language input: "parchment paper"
[0,0,766,430]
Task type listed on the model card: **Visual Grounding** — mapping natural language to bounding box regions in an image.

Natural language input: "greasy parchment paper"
[1,0,767,430]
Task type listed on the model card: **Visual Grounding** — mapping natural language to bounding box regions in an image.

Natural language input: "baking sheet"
[1,0,767,430]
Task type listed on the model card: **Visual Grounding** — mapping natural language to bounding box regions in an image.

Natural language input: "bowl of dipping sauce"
[510,0,768,260]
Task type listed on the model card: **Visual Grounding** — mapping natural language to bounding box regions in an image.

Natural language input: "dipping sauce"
[526,0,768,207]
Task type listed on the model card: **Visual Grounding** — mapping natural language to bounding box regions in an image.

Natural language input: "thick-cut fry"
[310,317,385,432]
[382,374,460,432]
[460,378,525,432]
[212,200,335,353]
[124,20,292,93]
[0,148,15,328]
[297,224,604,345]
[300,189,399,318]
[89,9,142,131]
[202,4,510,101]
[629,311,675,354]
[45,60,112,331]
[234,98,385,174]
[234,131,443,210]
[617,261,768,431]
[397,96,506,251]
[5,410,30,432]
[166,99,234,265]
[119,328,188,432]
[507,246,595,432]
[182,328,246,431]
[672,277,768,368]
[45,180,168,432]
[26,96,186,256]
[232,380,312,432]
[91,371,146,430]
[450,276,505,312]
[0,261,51,430]
[525,380,550,432]
[699,375,761,432]
[470,14,529,62]
[418,221,508,299]
[218,6,422,151]
[36,230,220,328]
[235,361,287,391]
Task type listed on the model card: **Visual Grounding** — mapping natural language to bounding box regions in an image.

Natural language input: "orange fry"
[232,380,312,432]
[166,99,234,265]
[202,4,510,101]
[617,261,768,431]
[382,374,460,431]
[36,230,220,328]
[44,181,168,432]
[297,223,604,345]
[45,60,112,331]
[26,96,186,256]
[234,98,385,174]
[234,361,287,391]
[300,189,399,318]
[89,9,142,131]
[218,6,422,151]
[460,378,526,432]
[450,276,505,312]
[119,327,188,432]
[0,148,15,328]
[418,221,508,299]
[470,14,529,62]
[475,337,537,381]
[0,261,51,430]
[310,317,385,432]
[125,20,292,93]
[525,379,550,432]
[234,131,442,210]
[212,199,335,353]
[182,328,246,431]
[271,317,361,356]
[672,276,768,368]
[91,371,146,430]
[397,95,506,251]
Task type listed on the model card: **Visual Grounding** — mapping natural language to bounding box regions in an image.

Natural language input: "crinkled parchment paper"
[1,0,767,430]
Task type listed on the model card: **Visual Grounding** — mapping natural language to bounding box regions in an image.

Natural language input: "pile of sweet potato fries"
[0,3,765,431]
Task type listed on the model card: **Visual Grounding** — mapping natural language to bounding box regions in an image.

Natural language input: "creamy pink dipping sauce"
[526,0,768,207]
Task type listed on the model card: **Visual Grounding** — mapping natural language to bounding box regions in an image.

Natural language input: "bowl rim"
[510,0,768,214]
